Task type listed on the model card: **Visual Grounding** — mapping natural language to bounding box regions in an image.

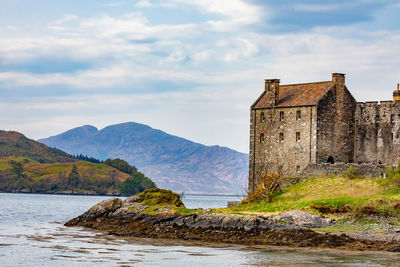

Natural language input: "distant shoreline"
[0,191,245,198]
[0,191,121,197]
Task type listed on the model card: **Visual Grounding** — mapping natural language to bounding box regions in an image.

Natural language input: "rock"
[124,195,141,203]
[85,198,123,218]
[227,201,241,208]
[387,246,400,252]
[65,199,398,252]
[274,210,333,228]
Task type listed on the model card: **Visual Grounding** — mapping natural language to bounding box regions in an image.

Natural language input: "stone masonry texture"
[249,73,399,193]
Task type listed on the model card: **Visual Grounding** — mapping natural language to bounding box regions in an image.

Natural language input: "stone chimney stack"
[332,73,345,85]
[264,79,280,106]
[393,83,400,103]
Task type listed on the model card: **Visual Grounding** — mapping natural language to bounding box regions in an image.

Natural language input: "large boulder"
[85,198,123,218]
[274,210,333,228]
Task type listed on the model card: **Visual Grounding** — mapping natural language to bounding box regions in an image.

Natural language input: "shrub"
[343,166,360,179]
[241,173,287,204]
[311,204,351,214]
[137,188,185,207]
[120,172,156,196]
[385,164,400,189]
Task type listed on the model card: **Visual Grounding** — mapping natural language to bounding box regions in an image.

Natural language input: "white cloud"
[171,0,264,31]
[53,14,79,25]
[136,0,152,7]
[292,4,342,12]
[1,3,400,152]
[103,1,126,7]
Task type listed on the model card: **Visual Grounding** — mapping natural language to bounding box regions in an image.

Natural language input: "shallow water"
[0,193,399,266]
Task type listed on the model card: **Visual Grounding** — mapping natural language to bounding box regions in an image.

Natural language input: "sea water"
[0,193,399,266]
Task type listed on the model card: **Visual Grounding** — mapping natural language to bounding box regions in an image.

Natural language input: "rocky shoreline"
[65,197,400,252]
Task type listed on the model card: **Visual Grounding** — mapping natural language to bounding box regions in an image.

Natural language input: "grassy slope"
[222,176,400,217]
[0,131,74,163]
[0,156,130,191]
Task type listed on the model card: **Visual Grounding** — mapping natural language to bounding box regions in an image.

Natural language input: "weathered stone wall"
[316,84,356,164]
[248,73,397,194]
[249,105,317,193]
[354,101,400,165]
[301,163,385,178]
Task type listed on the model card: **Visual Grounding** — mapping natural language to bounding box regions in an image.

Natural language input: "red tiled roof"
[252,81,333,108]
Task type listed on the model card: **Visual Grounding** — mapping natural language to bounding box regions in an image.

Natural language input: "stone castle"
[248,73,400,193]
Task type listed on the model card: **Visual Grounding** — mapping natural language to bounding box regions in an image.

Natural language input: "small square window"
[296,110,301,120]
[296,132,301,142]
[348,125,353,133]
[260,112,265,122]
[260,133,265,142]
[279,111,284,121]
[279,132,284,142]
[296,165,301,172]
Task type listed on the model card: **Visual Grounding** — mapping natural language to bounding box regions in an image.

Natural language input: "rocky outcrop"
[274,210,333,228]
[65,198,400,252]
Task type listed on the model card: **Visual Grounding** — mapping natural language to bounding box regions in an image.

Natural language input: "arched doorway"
[327,156,334,164]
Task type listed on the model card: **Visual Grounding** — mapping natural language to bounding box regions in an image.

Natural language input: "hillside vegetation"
[0,131,156,195]
[0,156,131,194]
[0,131,74,163]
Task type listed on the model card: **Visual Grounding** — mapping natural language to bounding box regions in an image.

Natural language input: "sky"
[1,0,400,153]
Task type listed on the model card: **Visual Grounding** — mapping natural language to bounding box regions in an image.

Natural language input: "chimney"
[264,79,280,106]
[332,73,345,85]
[393,83,400,103]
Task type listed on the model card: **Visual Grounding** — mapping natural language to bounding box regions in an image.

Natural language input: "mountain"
[39,122,249,194]
[0,131,74,163]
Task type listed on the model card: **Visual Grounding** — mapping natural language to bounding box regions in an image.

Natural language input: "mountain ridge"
[39,122,249,194]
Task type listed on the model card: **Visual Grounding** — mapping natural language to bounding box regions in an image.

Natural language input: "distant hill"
[39,122,249,194]
[0,131,74,163]
[0,131,155,195]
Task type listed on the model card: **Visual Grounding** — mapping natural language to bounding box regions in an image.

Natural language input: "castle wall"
[301,163,385,178]
[316,86,356,163]
[355,101,400,165]
[249,106,317,193]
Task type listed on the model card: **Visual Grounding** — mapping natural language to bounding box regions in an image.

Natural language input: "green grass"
[174,207,203,215]
[0,156,131,193]
[0,131,74,163]
[137,188,184,207]
[223,175,400,217]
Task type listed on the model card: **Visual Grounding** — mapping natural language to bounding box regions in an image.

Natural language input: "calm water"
[0,193,399,266]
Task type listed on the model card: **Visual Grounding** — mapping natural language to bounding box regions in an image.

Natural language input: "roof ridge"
[281,81,332,87]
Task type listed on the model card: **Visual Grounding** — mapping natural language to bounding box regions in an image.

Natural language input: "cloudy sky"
[1,0,400,153]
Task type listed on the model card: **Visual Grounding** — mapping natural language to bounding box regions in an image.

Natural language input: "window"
[260,112,265,122]
[279,111,284,121]
[296,132,301,142]
[375,115,380,123]
[296,110,301,120]
[279,132,284,142]
[260,133,265,142]
[296,165,301,172]
[391,115,395,123]
[348,125,353,133]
